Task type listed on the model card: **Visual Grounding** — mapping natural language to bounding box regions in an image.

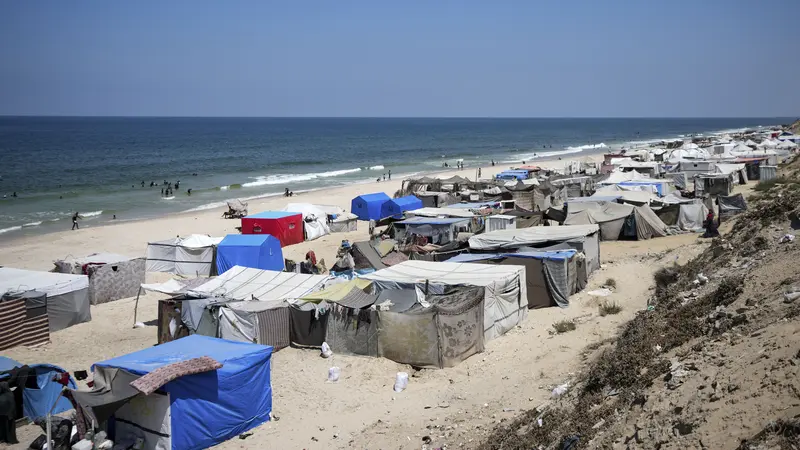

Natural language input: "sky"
[0,1,798,118]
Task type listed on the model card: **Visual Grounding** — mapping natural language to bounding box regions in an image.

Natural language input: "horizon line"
[0,114,797,120]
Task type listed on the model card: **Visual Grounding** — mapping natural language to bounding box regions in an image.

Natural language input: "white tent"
[777,140,798,150]
[731,143,753,153]
[0,267,91,332]
[744,139,757,146]
[282,203,330,241]
[146,235,222,277]
[405,207,475,218]
[759,139,779,148]
[361,260,528,341]
[598,170,651,185]
[191,266,330,301]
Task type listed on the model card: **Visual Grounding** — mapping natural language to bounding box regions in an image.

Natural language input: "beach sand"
[3,152,707,450]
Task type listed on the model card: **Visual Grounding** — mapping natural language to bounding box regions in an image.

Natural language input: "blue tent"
[0,356,76,419]
[216,234,283,274]
[95,335,273,450]
[351,192,391,221]
[380,195,423,220]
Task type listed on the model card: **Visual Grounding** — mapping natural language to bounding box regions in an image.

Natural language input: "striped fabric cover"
[0,299,49,350]
[255,307,290,350]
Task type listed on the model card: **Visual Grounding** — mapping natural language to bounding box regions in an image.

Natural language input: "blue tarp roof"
[381,195,424,219]
[351,192,391,221]
[216,234,283,273]
[396,217,470,225]
[447,250,577,263]
[246,211,299,219]
[0,356,76,419]
[96,335,273,450]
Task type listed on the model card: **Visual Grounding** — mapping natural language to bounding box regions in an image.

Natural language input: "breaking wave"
[242,168,363,187]
[81,210,103,218]
[0,226,22,234]
[23,221,42,227]
[368,165,385,170]
[566,142,608,151]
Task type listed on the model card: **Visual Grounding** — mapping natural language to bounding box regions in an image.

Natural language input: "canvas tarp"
[378,287,485,368]
[0,268,91,332]
[326,304,380,357]
[54,253,145,305]
[190,266,330,301]
[362,261,527,341]
[565,202,634,241]
[631,205,668,239]
[655,204,681,226]
[146,234,222,277]
[468,224,600,250]
[676,203,709,231]
[283,203,331,241]
[719,194,747,218]
[406,207,475,218]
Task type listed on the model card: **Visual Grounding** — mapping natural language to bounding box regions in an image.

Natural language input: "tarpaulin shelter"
[719,194,747,219]
[362,260,528,341]
[447,250,578,308]
[380,195,423,220]
[215,234,283,274]
[485,215,516,232]
[351,192,391,221]
[393,217,470,245]
[191,266,330,302]
[146,234,222,277]
[54,253,145,305]
[241,211,304,247]
[0,290,49,350]
[414,191,459,208]
[502,209,544,228]
[565,202,667,241]
[406,207,475,219]
[468,224,601,276]
[0,268,90,332]
[0,356,76,420]
[77,335,272,450]
[282,203,331,241]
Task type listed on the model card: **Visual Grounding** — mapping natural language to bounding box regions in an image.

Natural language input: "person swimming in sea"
[187,188,192,196]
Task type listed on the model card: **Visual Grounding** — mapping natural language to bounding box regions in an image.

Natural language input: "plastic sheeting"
[146,234,222,277]
[326,304,380,357]
[191,266,330,301]
[283,203,331,241]
[719,194,747,218]
[676,203,709,232]
[0,268,91,332]
[95,335,273,450]
[468,225,600,250]
[378,287,485,368]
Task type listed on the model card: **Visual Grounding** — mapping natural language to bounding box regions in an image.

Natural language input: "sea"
[0,117,791,239]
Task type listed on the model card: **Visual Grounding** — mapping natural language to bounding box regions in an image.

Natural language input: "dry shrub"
[604,278,617,289]
[599,301,622,317]
[553,320,576,334]
[737,419,800,450]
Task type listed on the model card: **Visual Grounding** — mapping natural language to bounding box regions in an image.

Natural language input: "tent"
[146,234,222,277]
[719,194,747,219]
[406,207,475,219]
[0,268,90,332]
[393,217,470,245]
[380,195,423,220]
[54,253,145,305]
[191,266,330,301]
[0,290,49,350]
[241,211,304,247]
[448,250,579,308]
[282,203,331,241]
[351,192,391,221]
[485,215,517,232]
[565,202,667,241]
[0,356,76,420]
[75,335,272,450]
[715,163,749,184]
[215,234,284,274]
[414,191,459,208]
[362,260,528,341]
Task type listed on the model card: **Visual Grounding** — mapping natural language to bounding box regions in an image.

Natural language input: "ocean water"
[0,117,788,239]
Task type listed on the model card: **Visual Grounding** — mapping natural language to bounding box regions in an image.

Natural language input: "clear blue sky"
[1,1,798,117]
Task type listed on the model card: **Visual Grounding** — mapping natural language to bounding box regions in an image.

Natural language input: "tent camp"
[564,202,667,241]
[362,260,528,341]
[282,203,331,241]
[0,268,90,332]
[215,234,284,274]
[468,224,601,275]
[0,356,76,420]
[72,335,272,450]
[351,192,391,221]
[190,266,330,301]
[448,250,579,308]
[146,234,222,277]
[380,195,423,220]
[392,217,470,245]
[54,253,145,305]
[241,211,304,247]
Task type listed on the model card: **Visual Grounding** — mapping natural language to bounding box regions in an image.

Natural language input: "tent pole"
[133,286,142,326]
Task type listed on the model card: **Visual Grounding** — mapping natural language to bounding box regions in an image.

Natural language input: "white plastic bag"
[393,372,409,392]
[327,367,341,382]
[551,382,570,398]
[320,342,333,358]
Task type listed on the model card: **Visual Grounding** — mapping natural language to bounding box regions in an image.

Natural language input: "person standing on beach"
[388,170,391,180]
[71,212,81,230]
[383,173,386,181]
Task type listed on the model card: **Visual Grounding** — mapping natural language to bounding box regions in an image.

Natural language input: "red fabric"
[306,251,317,266]
[241,213,303,247]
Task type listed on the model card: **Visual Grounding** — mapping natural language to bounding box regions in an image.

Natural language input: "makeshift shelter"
[415,191,459,208]
[283,203,331,241]
[468,224,601,275]
[406,207,475,219]
[377,286,486,368]
[393,217,470,245]
[715,163,749,184]
[329,212,359,233]
[352,240,388,270]
[695,174,734,196]
[485,215,516,232]
[0,290,49,350]
[759,165,777,182]
[362,260,528,341]
[719,194,747,219]
[674,161,716,179]
[448,250,579,308]
[73,335,272,450]
[223,199,248,219]
[0,268,90,333]
[496,170,530,180]
[191,266,330,301]
[53,253,145,305]
[215,234,283,274]
[565,202,667,241]
[146,234,222,277]
[0,356,76,420]
[351,192,391,221]
[503,209,544,228]
[241,211,304,247]
[380,195,423,220]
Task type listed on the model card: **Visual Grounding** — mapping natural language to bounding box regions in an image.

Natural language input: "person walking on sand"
[388,170,391,180]
[71,212,81,230]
